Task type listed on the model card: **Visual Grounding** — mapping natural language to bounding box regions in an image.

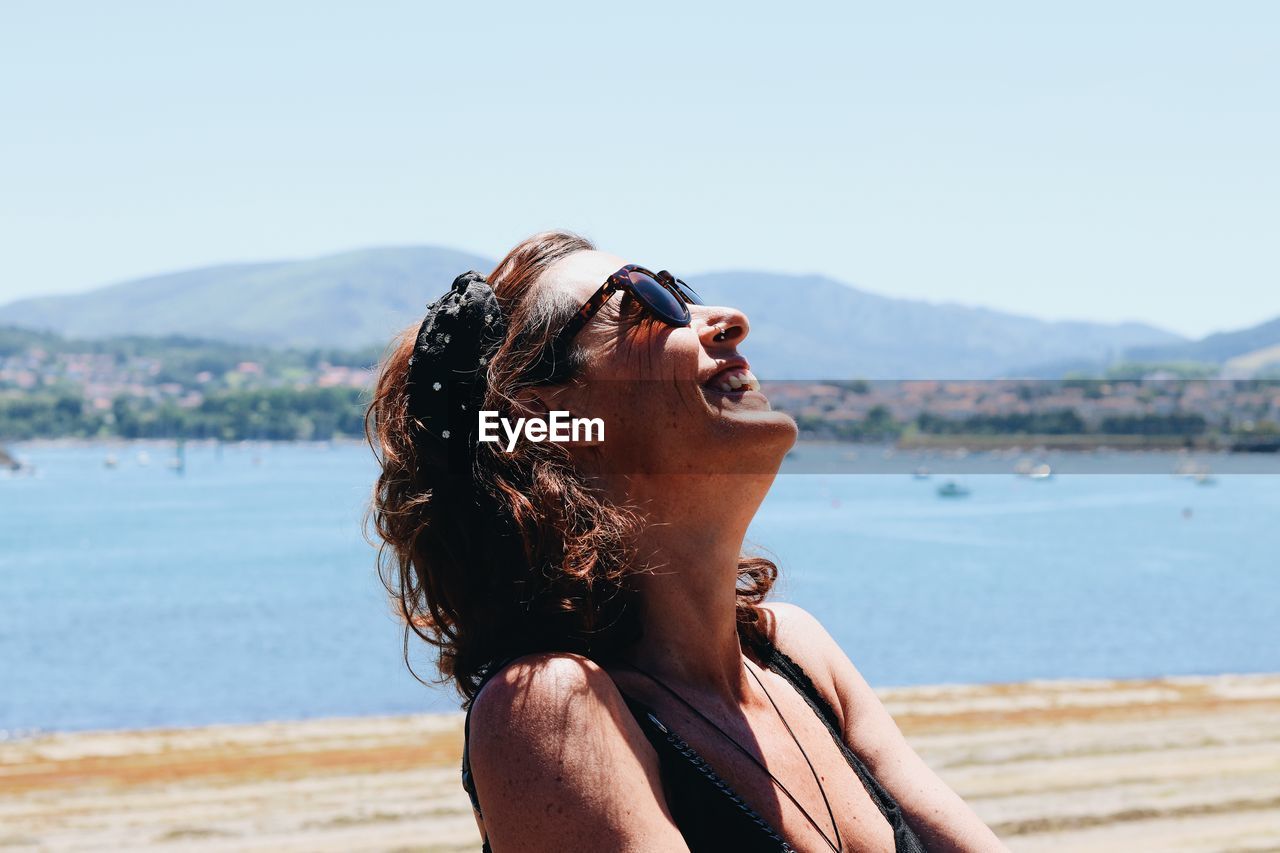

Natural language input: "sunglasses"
[552,264,703,355]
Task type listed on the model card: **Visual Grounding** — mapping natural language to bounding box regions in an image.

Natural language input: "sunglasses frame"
[550,263,702,357]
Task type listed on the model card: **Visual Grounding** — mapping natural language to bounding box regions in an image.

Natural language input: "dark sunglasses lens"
[627,270,690,325]
[657,270,703,305]
[673,278,703,305]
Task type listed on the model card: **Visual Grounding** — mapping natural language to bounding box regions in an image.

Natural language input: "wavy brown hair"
[363,230,778,705]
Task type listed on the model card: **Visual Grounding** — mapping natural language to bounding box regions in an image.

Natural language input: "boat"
[104,453,119,469]
[1015,458,1054,479]
[937,481,970,498]
[167,439,186,474]
[1177,461,1216,484]
[1175,460,1210,478]
[912,466,931,480]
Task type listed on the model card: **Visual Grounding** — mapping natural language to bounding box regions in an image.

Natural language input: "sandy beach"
[3,673,1278,852]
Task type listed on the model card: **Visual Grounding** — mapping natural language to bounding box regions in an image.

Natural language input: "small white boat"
[104,453,119,469]
[1028,463,1053,480]
[1176,460,1210,478]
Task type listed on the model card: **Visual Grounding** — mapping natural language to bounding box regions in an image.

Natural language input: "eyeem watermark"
[478,410,605,452]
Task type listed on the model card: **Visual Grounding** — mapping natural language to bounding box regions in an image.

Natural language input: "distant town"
[2,326,1277,450]
[770,378,1280,451]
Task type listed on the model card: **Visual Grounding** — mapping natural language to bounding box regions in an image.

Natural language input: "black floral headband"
[406,271,507,464]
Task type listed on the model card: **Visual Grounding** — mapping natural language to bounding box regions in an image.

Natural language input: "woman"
[366,231,1006,852]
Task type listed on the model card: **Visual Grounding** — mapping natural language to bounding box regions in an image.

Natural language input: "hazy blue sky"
[2,1,1276,338]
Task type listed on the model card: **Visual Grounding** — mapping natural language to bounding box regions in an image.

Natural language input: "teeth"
[714,368,759,393]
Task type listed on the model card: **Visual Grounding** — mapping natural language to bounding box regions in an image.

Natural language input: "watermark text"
[478,410,605,452]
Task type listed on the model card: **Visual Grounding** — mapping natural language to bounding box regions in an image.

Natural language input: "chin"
[602,387,798,476]
[703,408,798,476]
[701,385,796,432]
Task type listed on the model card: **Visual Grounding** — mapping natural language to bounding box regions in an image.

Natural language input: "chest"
[630,676,899,853]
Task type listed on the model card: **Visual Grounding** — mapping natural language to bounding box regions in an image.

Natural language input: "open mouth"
[702,365,761,398]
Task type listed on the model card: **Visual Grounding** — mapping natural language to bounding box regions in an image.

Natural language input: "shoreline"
[9,433,1277,453]
[5,672,1279,851]
[6,435,370,449]
[6,666,1280,742]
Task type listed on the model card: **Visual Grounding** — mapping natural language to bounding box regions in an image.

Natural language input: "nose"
[696,305,750,348]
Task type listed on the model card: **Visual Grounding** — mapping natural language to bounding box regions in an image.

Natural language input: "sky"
[1,1,1276,339]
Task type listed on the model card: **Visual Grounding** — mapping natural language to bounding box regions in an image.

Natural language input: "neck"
[613,473,771,704]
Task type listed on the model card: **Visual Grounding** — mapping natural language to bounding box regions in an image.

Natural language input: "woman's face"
[534,250,798,481]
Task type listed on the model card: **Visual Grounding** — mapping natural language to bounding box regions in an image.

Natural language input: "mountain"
[1123,316,1280,370]
[0,246,492,352]
[0,247,1186,379]
[688,271,1181,379]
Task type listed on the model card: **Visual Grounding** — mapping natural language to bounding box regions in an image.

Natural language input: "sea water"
[1,441,1276,733]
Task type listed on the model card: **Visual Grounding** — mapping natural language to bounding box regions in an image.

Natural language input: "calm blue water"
[2,441,1277,734]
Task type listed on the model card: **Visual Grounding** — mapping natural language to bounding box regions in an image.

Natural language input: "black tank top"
[460,634,928,853]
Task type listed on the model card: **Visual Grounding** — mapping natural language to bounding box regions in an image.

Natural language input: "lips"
[702,361,760,394]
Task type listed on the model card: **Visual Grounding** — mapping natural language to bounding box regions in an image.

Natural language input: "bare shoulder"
[757,601,907,764]
[756,600,837,659]
[755,601,869,728]
[469,651,627,742]
[468,651,650,780]
[757,603,1009,851]
[468,651,690,853]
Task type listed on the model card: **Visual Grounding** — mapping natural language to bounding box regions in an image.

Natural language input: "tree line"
[795,406,1231,443]
[0,386,369,441]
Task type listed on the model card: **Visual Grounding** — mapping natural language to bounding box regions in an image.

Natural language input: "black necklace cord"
[745,660,843,853]
[621,658,843,853]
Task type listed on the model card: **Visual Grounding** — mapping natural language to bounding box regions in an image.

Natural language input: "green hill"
[0,246,1189,378]
[0,246,491,352]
